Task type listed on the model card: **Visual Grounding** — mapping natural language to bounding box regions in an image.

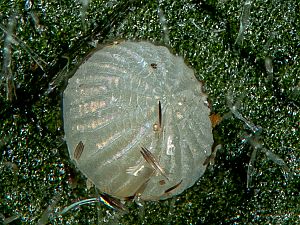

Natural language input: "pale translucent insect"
[63,41,213,200]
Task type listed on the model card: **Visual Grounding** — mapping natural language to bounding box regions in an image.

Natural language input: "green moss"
[0,0,299,224]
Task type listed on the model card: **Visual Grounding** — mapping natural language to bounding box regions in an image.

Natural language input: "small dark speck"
[159,180,166,185]
[151,63,157,69]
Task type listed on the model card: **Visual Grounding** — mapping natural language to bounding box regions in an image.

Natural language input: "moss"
[0,0,299,224]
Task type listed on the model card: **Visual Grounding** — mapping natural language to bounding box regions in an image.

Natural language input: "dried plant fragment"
[98,193,127,212]
[140,147,169,180]
[158,100,162,129]
[164,180,183,194]
[74,141,84,160]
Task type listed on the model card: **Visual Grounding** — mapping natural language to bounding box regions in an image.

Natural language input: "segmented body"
[63,41,213,200]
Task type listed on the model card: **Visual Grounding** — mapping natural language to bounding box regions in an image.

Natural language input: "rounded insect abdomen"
[63,41,213,200]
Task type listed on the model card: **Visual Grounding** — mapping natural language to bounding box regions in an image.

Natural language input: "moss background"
[0,0,299,224]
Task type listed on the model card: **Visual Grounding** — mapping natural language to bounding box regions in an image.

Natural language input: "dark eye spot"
[150,63,157,69]
[159,180,166,185]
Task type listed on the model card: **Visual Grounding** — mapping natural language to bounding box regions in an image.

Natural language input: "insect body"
[63,41,213,200]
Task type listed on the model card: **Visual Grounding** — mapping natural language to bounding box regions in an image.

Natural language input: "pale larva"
[63,41,213,200]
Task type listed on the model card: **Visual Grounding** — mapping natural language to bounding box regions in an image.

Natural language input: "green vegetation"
[0,0,299,224]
